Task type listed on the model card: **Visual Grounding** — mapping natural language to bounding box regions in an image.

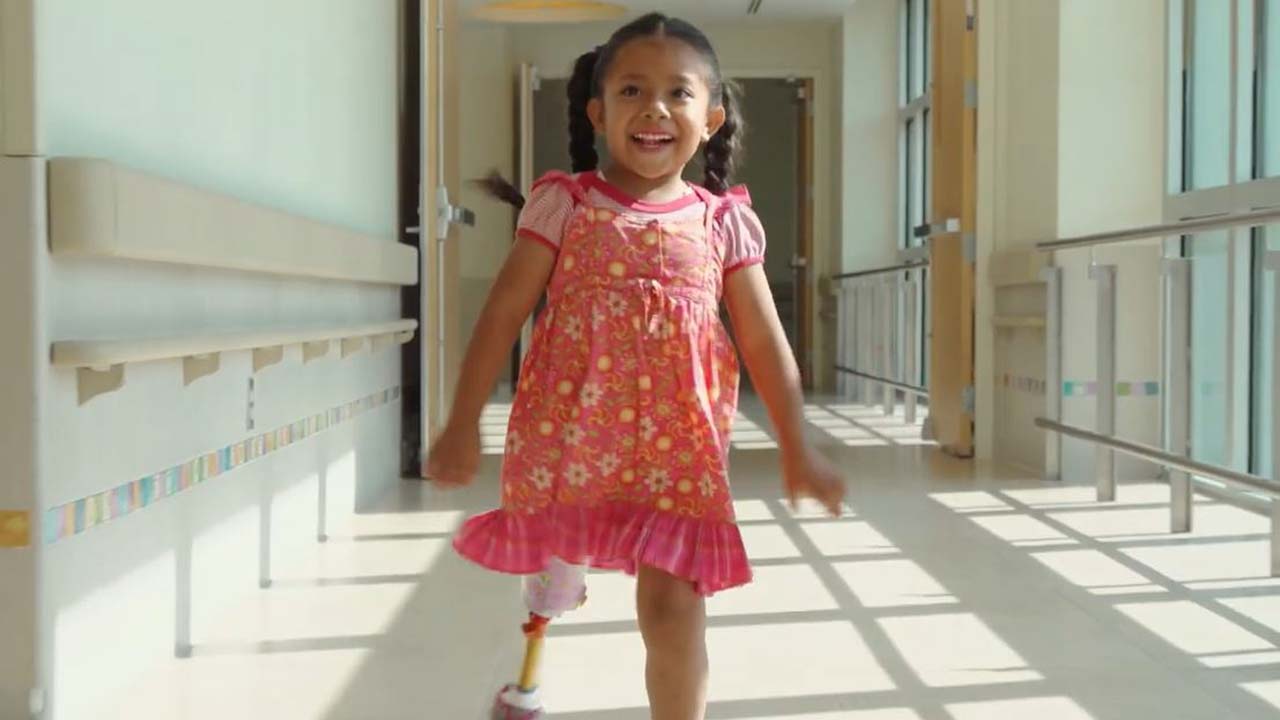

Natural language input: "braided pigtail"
[567,49,601,173]
[703,80,744,195]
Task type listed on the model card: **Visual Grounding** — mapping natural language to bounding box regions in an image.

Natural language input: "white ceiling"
[460,0,857,24]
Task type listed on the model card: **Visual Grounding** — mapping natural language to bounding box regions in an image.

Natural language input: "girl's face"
[588,36,727,184]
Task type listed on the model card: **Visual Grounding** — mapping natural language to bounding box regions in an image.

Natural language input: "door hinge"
[964,79,978,109]
[965,0,976,29]
[962,232,977,263]
[961,385,975,414]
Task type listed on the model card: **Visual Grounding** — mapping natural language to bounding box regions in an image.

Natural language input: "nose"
[643,94,671,120]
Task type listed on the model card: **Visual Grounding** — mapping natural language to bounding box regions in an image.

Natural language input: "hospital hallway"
[91,400,1280,720]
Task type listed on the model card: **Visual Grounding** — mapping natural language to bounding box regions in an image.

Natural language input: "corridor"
[99,402,1280,719]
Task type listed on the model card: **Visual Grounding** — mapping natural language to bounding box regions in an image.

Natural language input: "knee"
[637,567,704,643]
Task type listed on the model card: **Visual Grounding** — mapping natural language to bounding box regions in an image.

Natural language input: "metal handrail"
[1036,207,1280,252]
[835,366,928,397]
[1035,418,1280,498]
[832,261,927,281]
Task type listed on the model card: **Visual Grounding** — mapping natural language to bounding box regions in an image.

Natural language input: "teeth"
[633,133,672,142]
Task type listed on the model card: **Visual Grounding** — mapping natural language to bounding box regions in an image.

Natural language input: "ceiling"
[460,0,857,24]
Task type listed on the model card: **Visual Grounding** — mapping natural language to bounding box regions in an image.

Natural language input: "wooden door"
[927,0,978,457]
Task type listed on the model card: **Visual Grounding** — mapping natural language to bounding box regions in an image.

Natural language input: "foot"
[492,684,544,719]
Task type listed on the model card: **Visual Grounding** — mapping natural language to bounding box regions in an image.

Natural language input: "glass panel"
[1264,0,1280,175]
[924,0,931,90]
[909,116,925,246]
[910,0,926,99]
[1254,226,1280,476]
[904,117,915,247]
[1189,231,1232,467]
[923,107,932,222]
[1188,0,1234,189]
[1239,0,1255,181]
[904,0,915,103]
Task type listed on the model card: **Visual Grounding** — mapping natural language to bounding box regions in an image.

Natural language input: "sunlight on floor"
[930,480,1280,702]
[946,697,1096,720]
[878,613,1043,688]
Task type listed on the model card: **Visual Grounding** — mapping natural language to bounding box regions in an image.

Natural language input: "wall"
[3,1,407,716]
[1055,0,1166,481]
[838,0,900,274]
[975,0,1166,474]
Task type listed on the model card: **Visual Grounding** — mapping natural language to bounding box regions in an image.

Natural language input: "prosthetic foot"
[491,559,588,720]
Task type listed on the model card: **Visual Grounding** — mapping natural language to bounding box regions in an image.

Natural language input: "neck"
[600,165,688,203]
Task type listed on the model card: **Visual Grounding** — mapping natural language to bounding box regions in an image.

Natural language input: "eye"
[672,87,694,100]
[620,85,640,98]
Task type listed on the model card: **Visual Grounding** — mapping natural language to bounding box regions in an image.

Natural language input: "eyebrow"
[617,73,699,85]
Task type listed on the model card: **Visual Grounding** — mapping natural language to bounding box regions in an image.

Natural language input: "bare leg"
[636,565,708,720]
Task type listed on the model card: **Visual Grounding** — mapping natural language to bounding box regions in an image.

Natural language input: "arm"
[725,265,845,514]
[426,237,556,485]
[723,265,807,453]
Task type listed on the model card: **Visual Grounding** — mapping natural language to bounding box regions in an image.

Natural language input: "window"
[1260,0,1280,177]
[900,0,931,249]
[1170,0,1280,476]
[899,0,931,390]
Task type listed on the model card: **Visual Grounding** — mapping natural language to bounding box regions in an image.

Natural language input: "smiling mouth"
[631,132,675,150]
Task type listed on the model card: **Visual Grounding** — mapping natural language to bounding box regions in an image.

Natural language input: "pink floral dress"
[453,171,766,596]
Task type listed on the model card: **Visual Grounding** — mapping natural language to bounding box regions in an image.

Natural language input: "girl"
[427,12,845,720]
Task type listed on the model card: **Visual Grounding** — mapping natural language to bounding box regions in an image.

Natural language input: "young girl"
[427,12,845,720]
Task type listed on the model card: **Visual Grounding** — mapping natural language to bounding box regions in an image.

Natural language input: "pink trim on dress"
[516,228,560,254]
[580,172,702,214]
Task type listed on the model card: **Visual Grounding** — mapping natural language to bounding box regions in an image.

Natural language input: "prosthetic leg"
[492,558,588,719]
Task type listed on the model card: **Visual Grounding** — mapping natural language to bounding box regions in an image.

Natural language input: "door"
[731,78,813,388]
[417,0,462,461]
[927,0,978,457]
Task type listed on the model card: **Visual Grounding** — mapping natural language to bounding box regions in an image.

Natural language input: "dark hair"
[478,12,744,209]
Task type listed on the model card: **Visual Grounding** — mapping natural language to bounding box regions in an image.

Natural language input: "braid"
[567,49,600,173]
[474,169,525,210]
[703,80,744,195]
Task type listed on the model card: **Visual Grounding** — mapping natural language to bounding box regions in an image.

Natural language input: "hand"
[423,423,481,489]
[781,445,846,517]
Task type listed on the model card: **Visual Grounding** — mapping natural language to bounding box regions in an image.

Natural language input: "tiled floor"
[130,401,1280,718]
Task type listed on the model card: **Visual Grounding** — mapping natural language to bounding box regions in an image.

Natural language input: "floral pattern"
[454,172,756,596]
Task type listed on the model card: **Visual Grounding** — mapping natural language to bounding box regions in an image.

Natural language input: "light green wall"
[36,0,399,235]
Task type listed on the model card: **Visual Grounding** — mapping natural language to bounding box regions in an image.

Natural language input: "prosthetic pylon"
[491,559,588,720]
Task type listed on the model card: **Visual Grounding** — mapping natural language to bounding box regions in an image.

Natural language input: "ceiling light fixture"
[471,0,629,23]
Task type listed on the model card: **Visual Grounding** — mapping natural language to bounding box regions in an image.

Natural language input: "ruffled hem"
[453,503,752,597]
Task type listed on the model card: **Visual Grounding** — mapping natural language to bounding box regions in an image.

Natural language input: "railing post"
[836,282,848,398]
[904,273,919,425]
[855,282,868,403]
[1091,264,1118,502]
[1163,258,1192,533]
[882,277,897,416]
[1040,265,1063,482]
[1268,251,1280,575]
[862,281,875,405]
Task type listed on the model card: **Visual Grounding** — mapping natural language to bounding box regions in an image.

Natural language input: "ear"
[703,104,727,142]
[587,98,605,134]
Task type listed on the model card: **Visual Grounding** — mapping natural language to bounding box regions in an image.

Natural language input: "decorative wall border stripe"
[1000,376,1162,398]
[43,386,401,544]
[1063,381,1161,398]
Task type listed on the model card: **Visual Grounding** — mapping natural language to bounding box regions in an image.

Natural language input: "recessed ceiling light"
[472,0,629,23]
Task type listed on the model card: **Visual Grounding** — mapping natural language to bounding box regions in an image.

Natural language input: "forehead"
[603,36,712,84]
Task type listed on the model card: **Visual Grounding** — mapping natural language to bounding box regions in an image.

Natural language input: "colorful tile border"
[1001,376,1162,398]
[1062,381,1161,398]
[43,386,402,544]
